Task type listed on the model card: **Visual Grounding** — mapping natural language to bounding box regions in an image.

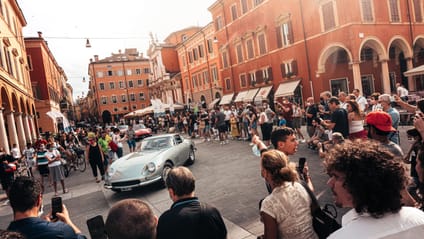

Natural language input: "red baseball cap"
[365,111,396,132]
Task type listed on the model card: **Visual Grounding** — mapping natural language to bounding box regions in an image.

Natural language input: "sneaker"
[220,141,224,145]
[225,140,229,144]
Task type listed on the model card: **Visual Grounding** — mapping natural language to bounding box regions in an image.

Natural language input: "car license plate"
[120,187,132,192]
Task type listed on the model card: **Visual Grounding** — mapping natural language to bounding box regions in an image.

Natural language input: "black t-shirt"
[306,104,318,126]
[330,108,349,137]
[215,112,226,126]
[157,197,227,239]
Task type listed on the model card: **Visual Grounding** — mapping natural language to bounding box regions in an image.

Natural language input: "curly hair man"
[325,140,424,238]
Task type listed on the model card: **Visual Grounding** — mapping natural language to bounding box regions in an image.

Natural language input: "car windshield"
[140,137,171,150]
[133,124,146,130]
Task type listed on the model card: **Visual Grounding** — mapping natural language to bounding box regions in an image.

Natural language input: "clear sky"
[17,0,216,100]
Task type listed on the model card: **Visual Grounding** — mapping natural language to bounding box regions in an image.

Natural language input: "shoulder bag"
[301,182,341,239]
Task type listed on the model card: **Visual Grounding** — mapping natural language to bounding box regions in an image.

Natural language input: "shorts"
[127,139,136,148]
[38,164,50,176]
[49,165,65,182]
[27,159,36,167]
[218,124,227,133]
[292,117,302,129]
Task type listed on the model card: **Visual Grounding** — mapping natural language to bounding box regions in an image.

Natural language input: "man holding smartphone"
[7,176,86,239]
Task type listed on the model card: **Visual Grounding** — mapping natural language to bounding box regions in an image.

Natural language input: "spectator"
[0,230,26,239]
[277,112,287,127]
[321,97,349,138]
[112,129,126,158]
[156,166,227,239]
[7,176,86,239]
[10,144,21,162]
[105,199,157,239]
[346,100,367,140]
[22,142,36,178]
[260,150,317,239]
[258,106,273,146]
[126,125,136,153]
[378,94,400,144]
[319,91,332,120]
[45,144,68,196]
[338,92,348,109]
[292,102,305,143]
[0,148,15,206]
[215,107,228,145]
[396,82,409,102]
[324,140,424,238]
[369,92,382,112]
[35,144,49,192]
[307,118,327,150]
[85,133,105,183]
[352,88,368,112]
[305,97,318,137]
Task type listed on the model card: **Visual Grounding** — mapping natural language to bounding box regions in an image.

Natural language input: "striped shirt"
[36,151,48,166]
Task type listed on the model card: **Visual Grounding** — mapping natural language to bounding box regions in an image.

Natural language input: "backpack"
[108,141,118,152]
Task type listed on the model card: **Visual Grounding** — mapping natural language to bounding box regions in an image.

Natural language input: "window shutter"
[280,63,286,77]
[287,21,294,44]
[292,60,298,75]
[276,26,282,48]
[256,70,263,84]
[268,67,273,81]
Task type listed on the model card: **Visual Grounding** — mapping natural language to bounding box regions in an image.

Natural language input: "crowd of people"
[3,86,424,238]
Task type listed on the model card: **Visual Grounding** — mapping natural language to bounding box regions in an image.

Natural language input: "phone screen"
[51,197,62,220]
[87,215,107,239]
[298,157,306,172]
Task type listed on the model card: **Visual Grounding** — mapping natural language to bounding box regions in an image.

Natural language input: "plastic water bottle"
[252,144,261,157]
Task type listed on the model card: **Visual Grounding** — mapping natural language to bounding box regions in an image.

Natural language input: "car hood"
[111,149,166,170]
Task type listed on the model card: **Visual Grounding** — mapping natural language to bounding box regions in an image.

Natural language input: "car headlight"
[108,167,116,177]
[146,162,156,173]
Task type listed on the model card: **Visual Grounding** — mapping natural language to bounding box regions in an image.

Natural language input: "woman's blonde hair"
[261,149,298,185]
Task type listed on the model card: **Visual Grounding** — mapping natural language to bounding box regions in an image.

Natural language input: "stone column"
[6,111,19,150]
[351,61,362,92]
[29,115,37,140]
[380,59,391,94]
[23,114,32,144]
[0,109,10,154]
[14,112,26,150]
[406,58,415,91]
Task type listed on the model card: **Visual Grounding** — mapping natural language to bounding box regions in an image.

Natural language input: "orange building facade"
[176,22,223,108]
[0,0,38,153]
[207,0,424,105]
[88,49,151,124]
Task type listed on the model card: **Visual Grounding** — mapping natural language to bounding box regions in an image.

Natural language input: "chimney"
[94,55,99,62]
[37,31,43,38]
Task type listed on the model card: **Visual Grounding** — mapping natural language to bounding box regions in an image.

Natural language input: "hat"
[365,111,396,132]
[87,132,96,139]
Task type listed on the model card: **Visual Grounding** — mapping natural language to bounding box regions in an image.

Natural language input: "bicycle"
[62,146,86,177]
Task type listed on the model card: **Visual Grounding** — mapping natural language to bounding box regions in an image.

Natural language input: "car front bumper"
[104,175,162,191]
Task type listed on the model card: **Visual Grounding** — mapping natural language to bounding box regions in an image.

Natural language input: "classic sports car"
[133,124,152,141]
[104,134,195,192]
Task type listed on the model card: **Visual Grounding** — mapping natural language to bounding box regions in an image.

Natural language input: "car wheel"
[185,148,195,165]
[161,163,173,187]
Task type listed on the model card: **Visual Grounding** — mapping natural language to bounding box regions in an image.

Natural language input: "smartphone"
[298,157,306,173]
[87,215,107,239]
[51,197,62,220]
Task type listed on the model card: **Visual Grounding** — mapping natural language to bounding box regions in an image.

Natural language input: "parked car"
[104,134,196,192]
[133,124,152,141]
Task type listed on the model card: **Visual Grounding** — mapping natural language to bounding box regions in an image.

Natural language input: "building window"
[280,60,298,78]
[322,1,336,31]
[137,79,144,86]
[388,0,400,22]
[361,0,374,22]
[279,21,294,47]
[139,93,145,100]
[99,83,105,90]
[117,70,123,76]
[188,51,193,63]
[222,51,229,68]
[257,33,267,55]
[192,75,198,88]
[225,78,231,90]
[109,82,115,89]
[248,72,256,86]
[198,45,204,58]
[253,0,263,7]
[128,80,133,88]
[241,0,248,14]
[97,71,104,78]
[231,4,238,21]
[182,55,186,67]
[112,96,117,103]
[119,81,125,89]
[414,0,423,22]
[107,70,113,76]
[130,93,135,101]
[240,74,247,87]
[211,66,218,82]
[236,44,244,63]
[132,105,137,110]
[203,71,210,84]
[114,108,118,112]
[126,69,132,75]
[246,38,255,59]
[121,95,127,103]
[101,96,107,104]
[193,48,199,61]
[207,39,214,54]
[215,16,223,30]
[135,68,141,75]
[144,68,150,73]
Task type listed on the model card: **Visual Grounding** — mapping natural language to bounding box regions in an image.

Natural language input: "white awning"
[46,110,71,132]
[234,90,249,102]
[254,85,273,102]
[243,88,260,103]
[219,93,234,105]
[208,98,221,109]
[275,80,301,98]
[404,64,424,77]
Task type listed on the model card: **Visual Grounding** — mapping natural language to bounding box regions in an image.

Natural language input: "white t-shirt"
[397,86,409,97]
[356,96,367,112]
[328,207,424,239]
[46,149,61,167]
[11,147,21,159]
